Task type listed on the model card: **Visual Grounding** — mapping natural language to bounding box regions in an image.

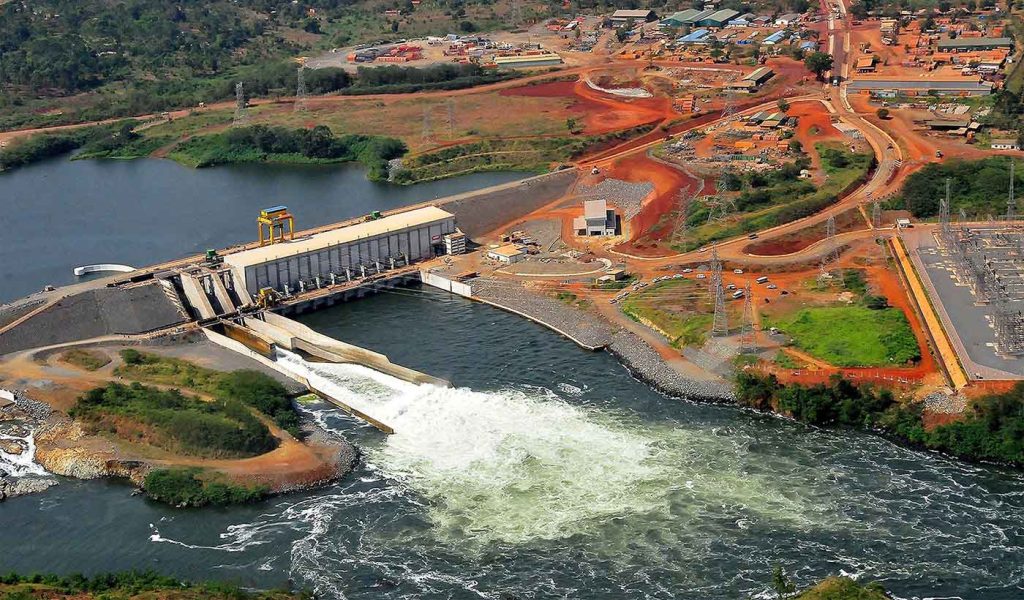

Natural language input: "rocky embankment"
[472,278,734,402]
[0,394,58,500]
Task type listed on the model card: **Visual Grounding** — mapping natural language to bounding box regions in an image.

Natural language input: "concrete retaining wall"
[420,270,473,298]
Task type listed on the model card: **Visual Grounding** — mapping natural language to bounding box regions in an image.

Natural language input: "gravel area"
[575,178,654,222]
[924,391,966,414]
[473,278,614,350]
[609,331,734,402]
[0,283,188,356]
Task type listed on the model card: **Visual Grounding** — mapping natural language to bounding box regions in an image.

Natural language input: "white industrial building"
[224,206,457,297]
[573,199,617,236]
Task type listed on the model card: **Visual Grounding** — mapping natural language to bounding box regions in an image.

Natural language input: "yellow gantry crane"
[258,205,295,246]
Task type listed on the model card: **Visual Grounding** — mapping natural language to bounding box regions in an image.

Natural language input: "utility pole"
[819,215,838,284]
[233,82,249,126]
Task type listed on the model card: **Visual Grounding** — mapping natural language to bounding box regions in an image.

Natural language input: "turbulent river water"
[2,288,1023,599]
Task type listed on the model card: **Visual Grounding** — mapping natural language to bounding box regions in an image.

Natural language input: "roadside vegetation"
[674,144,874,251]
[762,269,920,368]
[395,124,657,183]
[115,350,301,437]
[620,278,722,348]
[0,571,297,599]
[167,125,406,180]
[893,156,1021,219]
[69,382,278,459]
[143,467,268,508]
[738,373,1024,467]
[58,349,111,372]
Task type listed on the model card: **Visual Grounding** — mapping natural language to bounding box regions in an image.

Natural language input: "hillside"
[0,0,547,131]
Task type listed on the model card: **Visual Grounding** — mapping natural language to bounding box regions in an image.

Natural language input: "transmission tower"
[709,243,722,293]
[940,178,951,233]
[421,107,432,142]
[711,272,729,337]
[510,0,522,28]
[740,282,754,349]
[447,98,456,139]
[819,215,839,283]
[1008,160,1016,221]
[294,67,308,112]
[233,82,249,126]
[669,186,694,247]
[872,201,881,229]
[721,90,737,118]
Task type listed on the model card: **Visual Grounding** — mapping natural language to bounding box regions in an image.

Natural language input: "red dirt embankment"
[606,153,699,257]
[499,79,667,135]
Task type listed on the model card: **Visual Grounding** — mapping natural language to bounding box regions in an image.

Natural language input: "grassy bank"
[394,124,658,184]
[620,278,724,348]
[738,373,1024,467]
[674,144,874,251]
[115,350,301,437]
[795,576,888,599]
[0,571,297,599]
[144,467,268,508]
[167,125,406,181]
[69,382,277,459]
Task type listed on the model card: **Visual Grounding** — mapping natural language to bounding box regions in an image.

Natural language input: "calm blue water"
[0,157,525,302]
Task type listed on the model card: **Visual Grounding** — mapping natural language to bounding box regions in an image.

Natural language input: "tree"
[804,51,834,80]
[777,98,790,112]
[459,20,476,32]
[788,139,803,154]
[876,108,890,119]
[771,565,796,597]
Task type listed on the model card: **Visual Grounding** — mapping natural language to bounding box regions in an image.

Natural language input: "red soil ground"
[744,206,866,256]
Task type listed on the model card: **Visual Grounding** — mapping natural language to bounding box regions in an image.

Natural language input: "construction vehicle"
[365,210,383,221]
[256,287,281,309]
[204,249,223,267]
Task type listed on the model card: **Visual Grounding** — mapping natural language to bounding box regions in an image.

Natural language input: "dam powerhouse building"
[225,206,458,297]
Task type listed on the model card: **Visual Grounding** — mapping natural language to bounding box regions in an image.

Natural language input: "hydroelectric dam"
[0,170,578,431]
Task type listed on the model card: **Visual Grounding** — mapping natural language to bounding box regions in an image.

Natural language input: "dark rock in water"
[0,476,57,500]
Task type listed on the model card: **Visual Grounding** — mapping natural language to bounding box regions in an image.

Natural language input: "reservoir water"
[0,156,527,303]
[2,158,1024,599]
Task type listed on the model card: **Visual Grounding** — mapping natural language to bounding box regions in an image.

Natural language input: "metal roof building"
[847,79,993,95]
[610,9,657,23]
[679,28,711,44]
[937,37,1012,51]
[698,9,739,27]
[224,206,457,296]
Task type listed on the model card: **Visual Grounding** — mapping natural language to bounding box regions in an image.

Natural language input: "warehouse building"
[493,54,563,68]
[937,37,1013,52]
[610,9,657,24]
[847,79,993,96]
[698,9,739,28]
[224,206,457,297]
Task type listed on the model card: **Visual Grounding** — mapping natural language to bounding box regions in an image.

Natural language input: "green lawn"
[620,279,720,347]
[766,306,920,367]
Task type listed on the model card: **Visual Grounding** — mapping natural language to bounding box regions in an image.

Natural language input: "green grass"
[673,144,873,251]
[766,306,920,367]
[69,382,277,459]
[620,279,718,348]
[143,467,267,508]
[59,349,111,372]
[774,351,803,370]
[115,350,301,437]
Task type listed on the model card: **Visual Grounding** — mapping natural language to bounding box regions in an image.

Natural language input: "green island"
[113,349,301,437]
[738,373,1024,467]
[674,144,874,251]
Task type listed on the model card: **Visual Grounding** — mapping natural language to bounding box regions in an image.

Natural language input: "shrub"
[143,468,267,507]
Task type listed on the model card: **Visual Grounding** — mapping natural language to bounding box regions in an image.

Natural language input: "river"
[2,288,1024,598]
[0,156,527,303]
[2,158,1023,599]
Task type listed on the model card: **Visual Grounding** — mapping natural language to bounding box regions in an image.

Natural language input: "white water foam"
[271,350,838,547]
[0,428,49,478]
